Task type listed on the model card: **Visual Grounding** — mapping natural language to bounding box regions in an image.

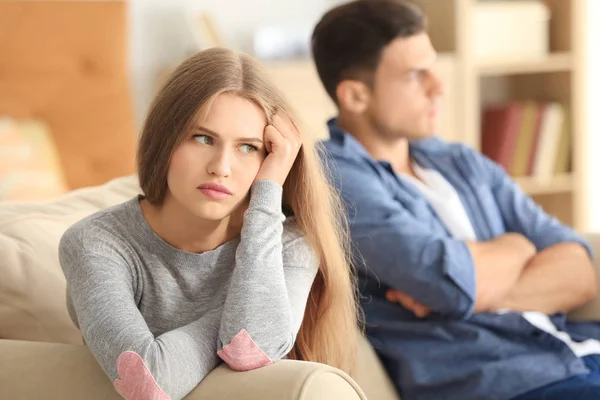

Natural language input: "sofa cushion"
[0,175,140,343]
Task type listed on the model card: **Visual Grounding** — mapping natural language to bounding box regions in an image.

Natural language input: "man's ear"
[336,80,370,114]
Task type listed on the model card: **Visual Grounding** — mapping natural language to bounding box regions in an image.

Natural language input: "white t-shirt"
[403,162,600,358]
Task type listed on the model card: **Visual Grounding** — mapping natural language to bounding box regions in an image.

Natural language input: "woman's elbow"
[113,351,170,400]
[217,329,283,371]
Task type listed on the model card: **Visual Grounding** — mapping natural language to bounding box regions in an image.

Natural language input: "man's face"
[366,32,444,141]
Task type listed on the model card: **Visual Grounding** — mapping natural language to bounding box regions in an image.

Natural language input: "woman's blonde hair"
[137,48,359,374]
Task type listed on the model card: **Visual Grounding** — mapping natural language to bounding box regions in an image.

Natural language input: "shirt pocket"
[401,195,450,234]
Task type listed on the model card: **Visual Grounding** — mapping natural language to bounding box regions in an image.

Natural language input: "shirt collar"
[326,117,449,163]
[327,118,373,161]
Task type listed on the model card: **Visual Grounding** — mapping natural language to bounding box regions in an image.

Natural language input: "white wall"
[127,0,340,128]
[585,0,600,231]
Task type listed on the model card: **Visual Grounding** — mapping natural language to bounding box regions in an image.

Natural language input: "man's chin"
[406,130,436,141]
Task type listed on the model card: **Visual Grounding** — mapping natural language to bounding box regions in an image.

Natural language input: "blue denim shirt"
[322,119,598,400]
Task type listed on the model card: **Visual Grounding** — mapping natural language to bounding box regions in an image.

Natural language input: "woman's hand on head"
[254,113,302,186]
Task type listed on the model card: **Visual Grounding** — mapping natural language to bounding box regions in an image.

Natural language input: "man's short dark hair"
[311,0,427,103]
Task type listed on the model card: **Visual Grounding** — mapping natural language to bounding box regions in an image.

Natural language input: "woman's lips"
[197,183,232,200]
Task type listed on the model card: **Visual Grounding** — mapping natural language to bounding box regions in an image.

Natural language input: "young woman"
[59,48,358,399]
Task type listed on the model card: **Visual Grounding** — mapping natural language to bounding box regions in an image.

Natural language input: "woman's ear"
[336,80,370,114]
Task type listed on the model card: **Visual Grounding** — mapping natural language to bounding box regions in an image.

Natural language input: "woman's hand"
[254,113,302,186]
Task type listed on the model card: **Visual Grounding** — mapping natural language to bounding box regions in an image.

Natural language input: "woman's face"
[166,92,268,221]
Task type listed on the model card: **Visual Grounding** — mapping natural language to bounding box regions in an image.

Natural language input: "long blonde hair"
[137,48,359,374]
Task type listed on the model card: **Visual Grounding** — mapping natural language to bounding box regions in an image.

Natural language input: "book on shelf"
[510,101,538,177]
[554,110,571,176]
[481,101,570,181]
[480,103,522,171]
[526,103,546,176]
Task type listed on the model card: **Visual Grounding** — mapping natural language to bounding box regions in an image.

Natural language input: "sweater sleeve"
[217,180,319,371]
[59,237,221,400]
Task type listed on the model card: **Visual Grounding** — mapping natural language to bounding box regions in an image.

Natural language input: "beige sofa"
[0,176,399,400]
[1,176,600,399]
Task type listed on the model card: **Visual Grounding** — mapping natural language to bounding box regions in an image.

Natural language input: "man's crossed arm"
[388,234,597,317]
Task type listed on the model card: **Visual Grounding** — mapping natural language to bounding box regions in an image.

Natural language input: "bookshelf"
[476,52,572,76]
[259,0,586,230]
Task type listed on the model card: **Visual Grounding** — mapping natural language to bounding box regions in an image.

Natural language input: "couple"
[60,1,600,399]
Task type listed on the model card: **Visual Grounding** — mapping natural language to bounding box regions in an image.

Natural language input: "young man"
[312,1,600,399]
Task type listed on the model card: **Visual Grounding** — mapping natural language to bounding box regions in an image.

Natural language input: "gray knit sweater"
[59,180,319,400]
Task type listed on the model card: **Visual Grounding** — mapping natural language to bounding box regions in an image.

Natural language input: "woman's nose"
[206,149,232,177]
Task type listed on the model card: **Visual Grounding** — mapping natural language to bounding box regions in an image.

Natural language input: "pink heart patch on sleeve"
[113,351,170,400]
[217,329,274,371]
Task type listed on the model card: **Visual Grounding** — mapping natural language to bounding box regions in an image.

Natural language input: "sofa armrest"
[190,360,365,400]
[569,233,600,321]
[0,339,365,400]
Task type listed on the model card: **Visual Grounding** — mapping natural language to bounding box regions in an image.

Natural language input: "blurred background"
[0,0,598,233]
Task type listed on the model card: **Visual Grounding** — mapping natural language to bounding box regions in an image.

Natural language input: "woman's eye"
[240,144,258,154]
[193,134,213,145]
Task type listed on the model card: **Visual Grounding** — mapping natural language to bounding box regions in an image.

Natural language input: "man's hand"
[386,290,432,318]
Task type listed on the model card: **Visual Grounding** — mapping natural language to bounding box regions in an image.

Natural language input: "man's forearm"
[498,242,597,314]
[467,233,536,312]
